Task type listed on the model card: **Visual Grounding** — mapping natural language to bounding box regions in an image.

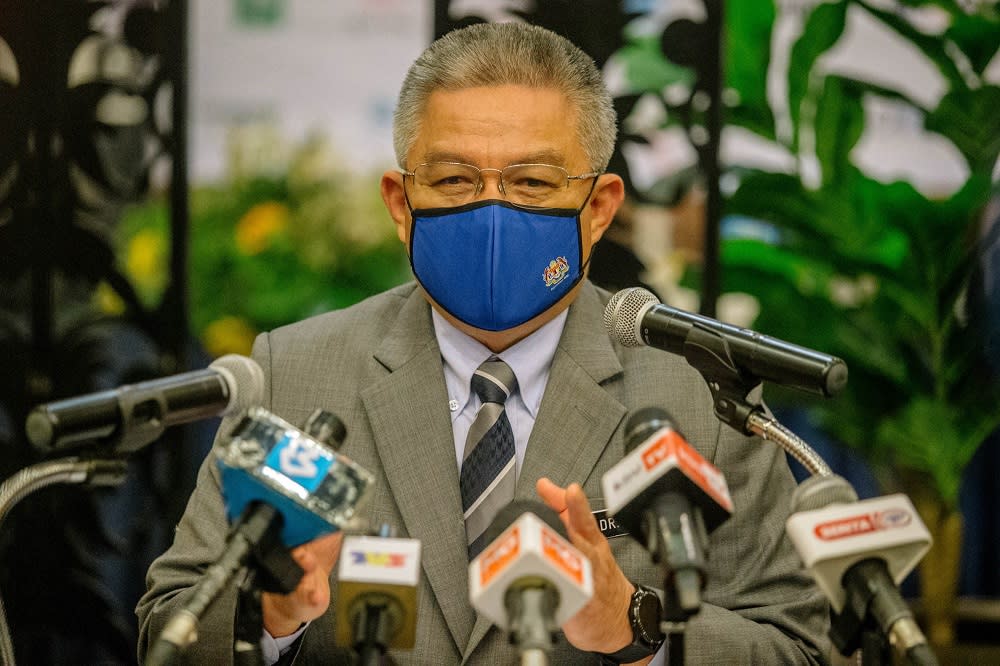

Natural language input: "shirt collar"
[432,308,568,419]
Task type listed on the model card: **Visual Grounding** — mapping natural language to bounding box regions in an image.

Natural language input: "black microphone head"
[303,408,348,450]
[624,406,680,454]
[484,500,567,546]
[209,354,265,415]
[603,287,660,347]
[791,474,858,513]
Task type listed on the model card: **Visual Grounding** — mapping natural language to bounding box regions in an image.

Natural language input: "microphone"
[603,287,848,398]
[149,407,375,665]
[469,500,594,662]
[26,353,265,454]
[335,527,421,664]
[601,407,733,612]
[215,407,374,548]
[785,475,936,664]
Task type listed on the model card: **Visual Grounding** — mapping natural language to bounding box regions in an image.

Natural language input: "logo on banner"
[479,526,520,586]
[641,431,677,471]
[265,435,331,492]
[541,525,584,583]
[814,509,912,541]
[349,551,407,567]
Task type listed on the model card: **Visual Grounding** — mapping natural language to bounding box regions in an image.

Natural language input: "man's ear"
[586,173,625,244]
[381,170,409,243]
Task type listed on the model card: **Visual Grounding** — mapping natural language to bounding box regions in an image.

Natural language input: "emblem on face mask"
[543,256,570,288]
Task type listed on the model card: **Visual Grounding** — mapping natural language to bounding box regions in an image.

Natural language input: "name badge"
[591,509,629,539]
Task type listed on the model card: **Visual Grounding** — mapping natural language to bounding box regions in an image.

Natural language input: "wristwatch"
[596,583,665,664]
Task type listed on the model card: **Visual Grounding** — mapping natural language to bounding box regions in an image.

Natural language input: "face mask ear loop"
[577,174,600,215]
[402,173,417,215]
[576,175,602,271]
[398,177,423,282]
[401,175,419,260]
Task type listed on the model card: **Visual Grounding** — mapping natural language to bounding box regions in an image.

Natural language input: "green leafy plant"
[117,127,411,357]
[720,1,1000,647]
[721,0,1000,511]
[610,0,1000,646]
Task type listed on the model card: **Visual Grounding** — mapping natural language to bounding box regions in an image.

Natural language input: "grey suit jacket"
[137,281,831,664]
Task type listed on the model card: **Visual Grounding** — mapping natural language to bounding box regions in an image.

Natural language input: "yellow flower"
[125,228,167,296]
[202,316,258,358]
[235,201,290,255]
[92,281,125,316]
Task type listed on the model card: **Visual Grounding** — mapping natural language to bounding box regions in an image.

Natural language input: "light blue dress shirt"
[432,308,567,476]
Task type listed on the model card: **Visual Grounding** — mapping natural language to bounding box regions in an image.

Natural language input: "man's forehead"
[410,86,583,167]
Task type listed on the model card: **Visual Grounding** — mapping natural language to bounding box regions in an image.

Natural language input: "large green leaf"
[813,76,865,190]
[787,2,847,150]
[858,5,967,105]
[615,33,696,94]
[947,10,1000,74]
[876,396,1000,508]
[926,85,1000,173]
[725,0,777,140]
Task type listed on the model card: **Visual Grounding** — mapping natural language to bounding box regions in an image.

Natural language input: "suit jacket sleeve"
[134,430,245,664]
[677,417,830,663]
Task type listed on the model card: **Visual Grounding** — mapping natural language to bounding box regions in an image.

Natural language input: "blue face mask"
[408,199,588,331]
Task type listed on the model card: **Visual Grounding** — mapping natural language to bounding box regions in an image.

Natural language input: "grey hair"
[393,22,617,173]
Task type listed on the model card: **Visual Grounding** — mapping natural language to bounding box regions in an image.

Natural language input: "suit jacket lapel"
[517,282,626,494]
[463,282,627,660]
[359,288,475,654]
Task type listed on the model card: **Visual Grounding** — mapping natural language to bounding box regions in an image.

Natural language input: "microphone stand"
[641,508,702,666]
[507,585,558,666]
[680,323,833,475]
[645,323,829,665]
[351,595,399,666]
[148,502,305,666]
[829,559,939,666]
[660,603,688,666]
[678,323,938,665]
[0,457,129,666]
[233,569,265,666]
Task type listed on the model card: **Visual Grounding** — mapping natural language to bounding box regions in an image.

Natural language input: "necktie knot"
[471,357,517,405]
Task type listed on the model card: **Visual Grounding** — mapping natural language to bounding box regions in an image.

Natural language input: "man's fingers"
[564,484,604,542]
[292,545,317,573]
[536,477,568,513]
[310,531,344,571]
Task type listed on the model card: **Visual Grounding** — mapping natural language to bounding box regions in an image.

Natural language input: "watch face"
[634,588,665,643]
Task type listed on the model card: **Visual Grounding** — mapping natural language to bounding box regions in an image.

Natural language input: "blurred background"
[0,0,997,663]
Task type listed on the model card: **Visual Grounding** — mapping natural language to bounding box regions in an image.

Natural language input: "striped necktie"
[460,356,517,559]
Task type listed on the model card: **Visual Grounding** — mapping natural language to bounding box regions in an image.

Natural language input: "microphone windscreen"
[209,354,264,414]
[484,499,566,546]
[603,287,659,347]
[624,406,679,453]
[791,474,859,513]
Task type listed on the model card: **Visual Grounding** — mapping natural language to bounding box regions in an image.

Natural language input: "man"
[138,22,829,664]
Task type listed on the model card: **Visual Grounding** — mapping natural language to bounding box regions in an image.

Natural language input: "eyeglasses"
[401,161,601,207]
